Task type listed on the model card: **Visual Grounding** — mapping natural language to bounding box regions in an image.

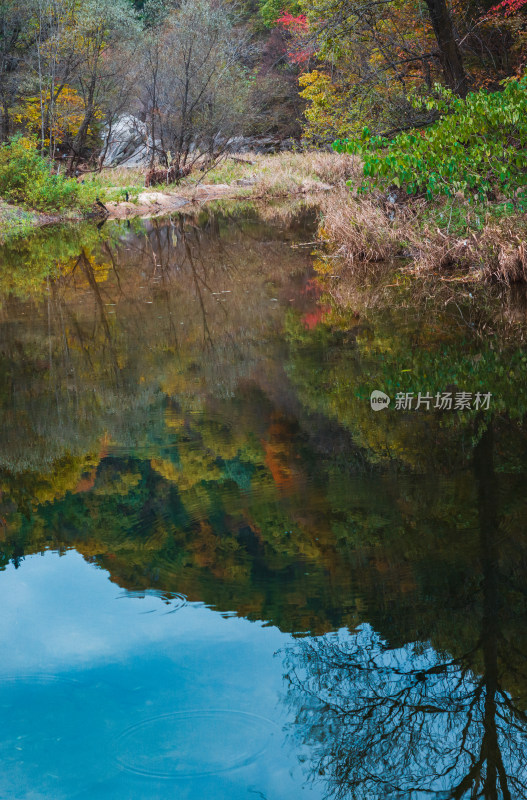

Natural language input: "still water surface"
[1,205,527,799]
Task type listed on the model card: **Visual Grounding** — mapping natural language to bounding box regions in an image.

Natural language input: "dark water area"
[1,204,527,799]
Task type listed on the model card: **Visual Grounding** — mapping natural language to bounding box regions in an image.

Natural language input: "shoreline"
[0,177,334,241]
[3,149,526,287]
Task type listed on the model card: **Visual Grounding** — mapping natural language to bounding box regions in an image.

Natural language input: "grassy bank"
[3,139,526,286]
[0,148,356,239]
[0,198,100,242]
[0,137,101,242]
[93,147,527,285]
[319,187,527,283]
[91,150,357,203]
[0,201,42,240]
[325,81,527,284]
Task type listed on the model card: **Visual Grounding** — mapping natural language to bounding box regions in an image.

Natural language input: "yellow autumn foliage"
[16,86,102,147]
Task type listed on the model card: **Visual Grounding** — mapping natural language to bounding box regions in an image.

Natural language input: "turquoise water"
[0,551,313,799]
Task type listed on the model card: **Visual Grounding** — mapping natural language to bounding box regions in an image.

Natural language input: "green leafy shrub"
[334,78,527,200]
[0,136,97,211]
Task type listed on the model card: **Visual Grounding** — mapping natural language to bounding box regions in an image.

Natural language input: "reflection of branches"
[156,221,180,350]
[182,227,214,350]
[1,207,316,473]
[80,249,121,386]
[284,423,527,800]
[102,241,123,297]
[284,623,527,799]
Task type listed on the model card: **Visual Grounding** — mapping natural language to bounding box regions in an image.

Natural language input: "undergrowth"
[0,136,97,212]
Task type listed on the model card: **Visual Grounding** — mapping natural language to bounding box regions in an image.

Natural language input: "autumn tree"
[63,0,139,172]
[297,0,526,139]
[424,0,469,96]
[138,0,254,178]
[295,0,445,139]
[7,0,137,165]
[0,0,35,141]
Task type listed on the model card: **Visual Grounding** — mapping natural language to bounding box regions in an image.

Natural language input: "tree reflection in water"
[284,423,527,800]
[285,624,527,798]
[4,211,527,797]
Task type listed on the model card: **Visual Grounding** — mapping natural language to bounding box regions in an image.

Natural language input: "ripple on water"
[115,709,278,778]
[116,589,187,614]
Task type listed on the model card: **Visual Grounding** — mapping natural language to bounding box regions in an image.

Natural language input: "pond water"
[1,204,527,799]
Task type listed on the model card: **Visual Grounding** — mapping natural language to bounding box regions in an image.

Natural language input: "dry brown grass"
[407,229,476,275]
[408,220,527,283]
[318,189,408,267]
[203,150,362,197]
[99,166,145,186]
[95,154,527,286]
[94,150,362,197]
[478,225,527,282]
[294,150,362,185]
[318,186,527,285]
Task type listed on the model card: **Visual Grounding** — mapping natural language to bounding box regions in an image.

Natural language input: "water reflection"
[0,206,317,472]
[285,422,527,799]
[0,550,308,800]
[0,205,527,797]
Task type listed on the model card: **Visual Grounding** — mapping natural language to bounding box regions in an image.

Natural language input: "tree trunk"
[1,100,9,141]
[67,73,97,176]
[423,0,469,98]
[474,419,502,798]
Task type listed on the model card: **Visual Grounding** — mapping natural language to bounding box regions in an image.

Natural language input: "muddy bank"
[105,180,333,220]
[104,185,237,219]
[1,179,334,241]
[0,200,66,240]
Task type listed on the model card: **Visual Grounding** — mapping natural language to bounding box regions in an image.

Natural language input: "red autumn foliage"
[301,277,323,297]
[301,305,330,330]
[276,12,308,32]
[488,0,527,17]
[276,12,311,65]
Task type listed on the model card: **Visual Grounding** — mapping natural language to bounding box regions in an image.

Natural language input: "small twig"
[229,155,256,165]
